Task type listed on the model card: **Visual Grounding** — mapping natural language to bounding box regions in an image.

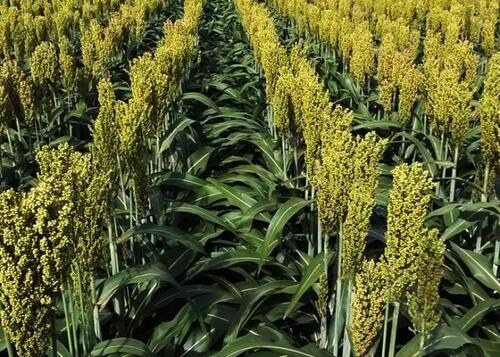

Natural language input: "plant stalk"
[449,146,459,203]
[342,280,353,357]
[61,283,74,356]
[388,301,400,357]
[333,224,343,356]
[381,298,390,357]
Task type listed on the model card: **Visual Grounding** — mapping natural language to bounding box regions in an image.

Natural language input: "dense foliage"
[0,0,498,356]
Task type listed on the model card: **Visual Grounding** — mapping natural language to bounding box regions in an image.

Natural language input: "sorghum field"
[0,0,498,356]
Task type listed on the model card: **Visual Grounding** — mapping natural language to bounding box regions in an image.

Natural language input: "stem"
[15,118,22,143]
[435,133,444,196]
[282,135,288,181]
[481,162,490,202]
[91,276,102,340]
[449,146,459,203]
[61,283,74,356]
[342,280,353,357]
[108,218,122,315]
[388,301,400,357]
[333,224,343,356]
[317,212,323,254]
[440,136,449,198]
[477,163,490,252]
[5,127,13,157]
[381,298,390,357]
[419,314,425,356]
[68,281,79,357]
[0,146,3,179]
[293,140,299,187]
[320,229,329,349]
[117,155,127,210]
[493,229,499,277]
[75,264,88,356]
[305,188,313,256]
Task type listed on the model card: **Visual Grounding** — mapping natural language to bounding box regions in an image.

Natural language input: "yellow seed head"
[59,35,77,90]
[351,259,387,357]
[479,52,500,170]
[314,106,355,232]
[30,41,58,87]
[407,228,444,337]
[349,22,374,84]
[381,163,434,299]
[341,133,387,279]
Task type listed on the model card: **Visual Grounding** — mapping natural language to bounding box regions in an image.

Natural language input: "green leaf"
[98,262,176,307]
[186,146,215,175]
[224,281,293,342]
[285,253,326,317]
[90,338,154,357]
[206,178,257,211]
[353,120,402,130]
[456,299,500,332]
[258,198,308,267]
[212,334,331,357]
[397,324,473,357]
[442,216,480,241]
[117,223,205,253]
[166,203,236,231]
[396,132,437,176]
[182,92,222,114]
[46,340,72,357]
[248,133,283,178]
[159,117,195,153]
[451,243,500,291]
[188,250,294,278]
[238,200,278,232]
[153,172,209,191]
[475,339,500,357]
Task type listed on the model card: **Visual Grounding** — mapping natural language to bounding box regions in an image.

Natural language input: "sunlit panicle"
[0,81,9,130]
[341,133,387,279]
[0,144,87,357]
[351,259,387,357]
[92,78,120,189]
[407,228,445,337]
[81,20,108,79]
[0,59,36,125]
[479,52,500,171]
[319,10,338,49]
[129,52,156,134]
[314,106,355,232]
[380,163,434,299]
[481,19,496,57]
[17,77,36,126]
[338,17,354,65]
[273,67,296,134]
[117,98,149,211]
[30,41,58,87]
[104,14,126,61]
[306,3,321,34]
[21,13,36,58]
[377,18,420,58]
[59,35,77,91]
[378,33,421,122]
[349,22,374,84]
[377,33,396,113]
[424,31,478,140]
[235,0,288,102]
[0,189,57,357]
[33,15,49,44]
[397,64,421,121]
